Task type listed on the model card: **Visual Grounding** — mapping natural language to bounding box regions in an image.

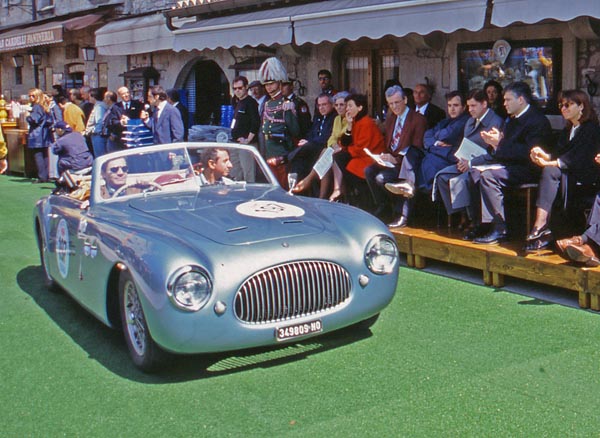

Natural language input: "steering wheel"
[112,181,163,198]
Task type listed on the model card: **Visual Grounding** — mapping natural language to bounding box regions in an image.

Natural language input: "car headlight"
[365,235,399,275]
[167,266,212,312]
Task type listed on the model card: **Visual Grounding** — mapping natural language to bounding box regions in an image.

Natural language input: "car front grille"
[234,261,352,324]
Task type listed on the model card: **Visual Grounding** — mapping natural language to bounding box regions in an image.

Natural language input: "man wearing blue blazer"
[435,89,505,237]
[141,85,184,145]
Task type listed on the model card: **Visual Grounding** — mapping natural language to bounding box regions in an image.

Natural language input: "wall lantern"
[29,53,42,66]
[11,55,24,68]
[81,46,96,62]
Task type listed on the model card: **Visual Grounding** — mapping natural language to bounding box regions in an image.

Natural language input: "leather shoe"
[473,227,508,245]
[388,216,408,228]
[384,181,414,198]
[565,243,600,267]
[555,235,583,254]
[526,225,551,241]
[524,234,553,253]
[462,224,484,241]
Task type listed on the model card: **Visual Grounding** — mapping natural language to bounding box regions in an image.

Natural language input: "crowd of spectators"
[19,56,600,266]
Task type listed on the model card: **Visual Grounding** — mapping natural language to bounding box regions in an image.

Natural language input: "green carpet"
[1,174,600,437]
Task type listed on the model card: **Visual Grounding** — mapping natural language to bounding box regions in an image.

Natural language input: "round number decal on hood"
[236,200,305,219]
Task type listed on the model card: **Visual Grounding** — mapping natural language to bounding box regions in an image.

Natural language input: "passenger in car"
[198,147,234,185]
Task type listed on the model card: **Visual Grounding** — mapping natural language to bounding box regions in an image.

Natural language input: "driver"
[199,147,234,185]
[100,156,142,198]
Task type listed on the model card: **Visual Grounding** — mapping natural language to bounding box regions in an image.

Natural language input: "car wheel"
[119,270,164,372]
[36,226,58,292]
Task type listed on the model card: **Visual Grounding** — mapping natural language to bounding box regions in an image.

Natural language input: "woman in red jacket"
[334,94,384,207]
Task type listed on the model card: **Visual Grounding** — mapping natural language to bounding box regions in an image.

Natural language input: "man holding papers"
[364,85,427,224]
[435,89,504,238]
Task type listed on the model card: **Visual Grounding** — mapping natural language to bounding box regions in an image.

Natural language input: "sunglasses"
[233,86,245,90]
[558,101,576,109]
[109,165,128,173]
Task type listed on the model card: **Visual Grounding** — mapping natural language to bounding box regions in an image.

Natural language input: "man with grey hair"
[287,92,336,186]
[365,85,427,225]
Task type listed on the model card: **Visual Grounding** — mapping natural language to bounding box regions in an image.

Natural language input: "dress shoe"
[462,224,485,241]
[388,216,408,228]
[524,233,553,253]
[384,181,414,198]
[526,225,551,241]
[473,227,508,245]
[555,235,583,255]
[565,243,600,267]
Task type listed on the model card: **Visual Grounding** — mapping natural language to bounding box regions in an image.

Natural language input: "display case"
[120,67,160,102]
[458,38,562,113]
[5,128,34,177]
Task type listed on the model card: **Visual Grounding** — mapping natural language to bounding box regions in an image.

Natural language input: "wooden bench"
[392,225,600,310]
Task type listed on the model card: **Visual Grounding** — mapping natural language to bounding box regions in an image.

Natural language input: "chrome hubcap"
[124,280,146,356]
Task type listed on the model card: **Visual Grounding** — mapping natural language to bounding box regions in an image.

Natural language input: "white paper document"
[363,148,395,168]
[454,137,488,161]
[313,147,335,179]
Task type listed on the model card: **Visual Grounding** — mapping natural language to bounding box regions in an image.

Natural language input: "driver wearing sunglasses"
[100,157,140,198]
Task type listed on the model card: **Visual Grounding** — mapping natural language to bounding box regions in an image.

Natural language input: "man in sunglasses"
[100,156,142,198]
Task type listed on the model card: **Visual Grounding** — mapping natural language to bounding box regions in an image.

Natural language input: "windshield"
[92,143,276,203]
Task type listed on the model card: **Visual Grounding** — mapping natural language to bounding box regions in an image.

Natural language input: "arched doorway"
[176,59,230,126]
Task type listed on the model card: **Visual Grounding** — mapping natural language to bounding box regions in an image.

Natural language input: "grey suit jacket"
[147,103,185,145]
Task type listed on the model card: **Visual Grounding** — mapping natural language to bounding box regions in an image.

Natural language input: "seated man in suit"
[141,85,185,145]
[470,81,552,244]
[435,89,505,237]
[413,83,447,129]
[385,91,469,228]
[364,85,427,224]
[287,93,336,189]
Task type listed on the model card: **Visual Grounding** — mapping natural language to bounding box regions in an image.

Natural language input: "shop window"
[15,67,22,85]
[339,42,400,119]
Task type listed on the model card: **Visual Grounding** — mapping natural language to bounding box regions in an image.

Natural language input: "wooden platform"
[392,226,600,310]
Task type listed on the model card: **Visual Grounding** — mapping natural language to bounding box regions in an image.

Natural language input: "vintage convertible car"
[34,143,399,371]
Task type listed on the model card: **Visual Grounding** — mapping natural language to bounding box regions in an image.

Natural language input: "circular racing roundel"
[236,200,305,219]
[56,218,70,279]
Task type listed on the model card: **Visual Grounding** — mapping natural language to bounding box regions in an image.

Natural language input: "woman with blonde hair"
[27,88,52,182]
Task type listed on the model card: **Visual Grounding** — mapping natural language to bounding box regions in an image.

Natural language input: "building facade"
[0,0,599,125]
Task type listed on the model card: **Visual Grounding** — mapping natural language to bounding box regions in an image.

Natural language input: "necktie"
[391,118,403,152]
[125,102,129,111]
[474,118,481,130]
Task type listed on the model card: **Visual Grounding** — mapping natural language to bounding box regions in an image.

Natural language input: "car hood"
[127,186,330,245]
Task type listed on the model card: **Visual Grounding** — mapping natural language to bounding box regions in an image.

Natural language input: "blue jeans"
[91,134,108,158]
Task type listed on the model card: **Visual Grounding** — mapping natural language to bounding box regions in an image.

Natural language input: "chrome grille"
[234,261,351,324]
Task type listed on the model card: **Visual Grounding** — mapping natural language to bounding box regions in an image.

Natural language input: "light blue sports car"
[34,143,399,372]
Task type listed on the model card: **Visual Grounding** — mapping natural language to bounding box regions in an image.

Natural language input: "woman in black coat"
[525,89,600,251]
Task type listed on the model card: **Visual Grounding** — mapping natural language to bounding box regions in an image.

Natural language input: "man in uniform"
[259,57,300,189]
[282,78,311,140]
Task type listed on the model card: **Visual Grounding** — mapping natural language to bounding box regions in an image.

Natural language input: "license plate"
[275,320,323,341]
